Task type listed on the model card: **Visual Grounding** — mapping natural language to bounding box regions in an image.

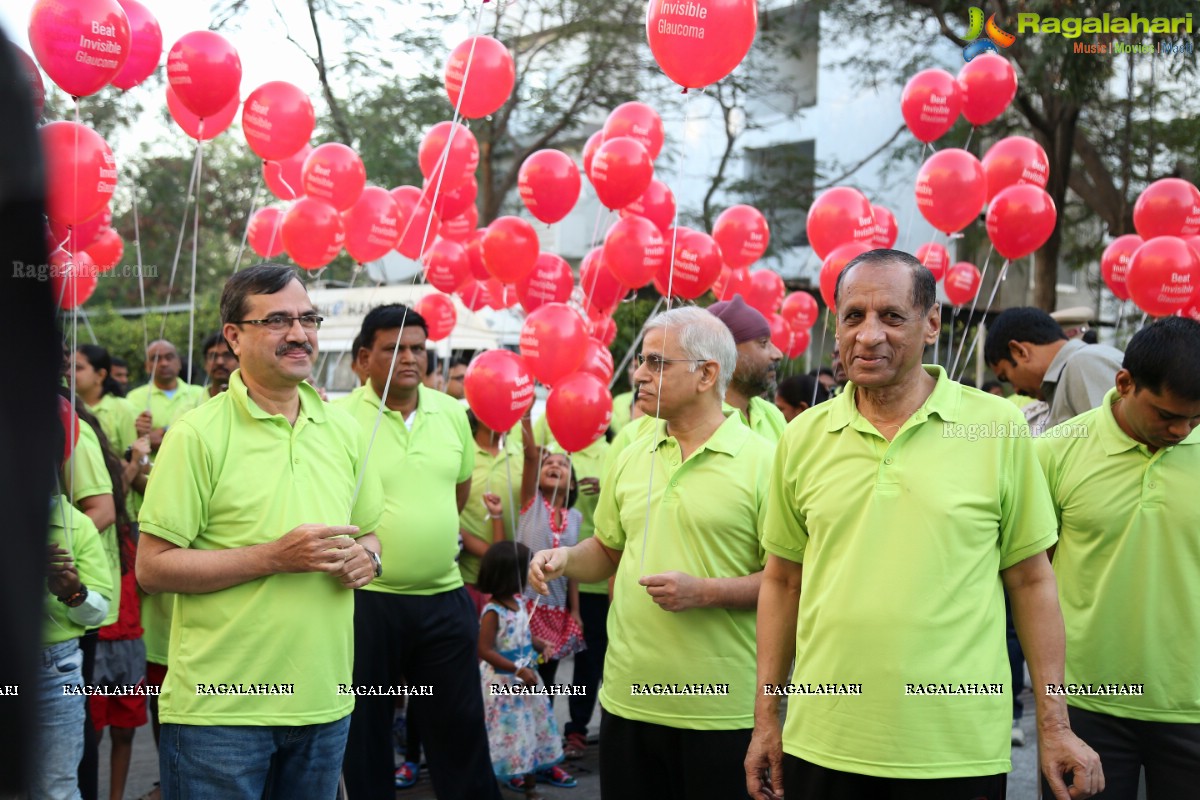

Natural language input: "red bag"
[526,600,586,662]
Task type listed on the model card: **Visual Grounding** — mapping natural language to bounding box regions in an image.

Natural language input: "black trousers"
[1040,706,1200,800]
[783,754,1006,800]
[78,629,98,800]
[341,587,500,800]
[565,592,609,738]
[599,710,751,800]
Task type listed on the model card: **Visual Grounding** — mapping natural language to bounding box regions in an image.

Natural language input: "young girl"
[477,542,575,796]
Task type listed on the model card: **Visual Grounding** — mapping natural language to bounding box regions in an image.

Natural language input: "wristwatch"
[365,549,383,578]
[58,584,88,608]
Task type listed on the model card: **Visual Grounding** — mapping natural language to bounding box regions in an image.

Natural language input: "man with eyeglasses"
[127,340,205,453]
[530,306,776,799]
[200,331,239,398]
[337,304,498,800]
[136,264,385,799]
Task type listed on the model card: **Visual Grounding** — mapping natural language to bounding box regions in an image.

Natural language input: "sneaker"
[1011,723,1026,747]
[504,775,527,792]
[537,765,577,788]
[563,731,587,759]
[394,761,418,789]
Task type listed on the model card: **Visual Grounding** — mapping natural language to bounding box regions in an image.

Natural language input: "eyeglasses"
[233,314,323,332]
[636,353,708,373]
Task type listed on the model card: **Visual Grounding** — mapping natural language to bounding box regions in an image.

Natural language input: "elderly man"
[708,295,787,441]
[1036,316,1200,800]
[136,264,384,800]
[531,306,775,799]
[747,249,1102,800]
[126,339,204,452]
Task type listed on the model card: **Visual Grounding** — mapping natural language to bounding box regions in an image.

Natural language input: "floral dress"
[479,600,564,779]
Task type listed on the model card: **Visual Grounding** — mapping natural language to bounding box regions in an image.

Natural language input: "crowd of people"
[37,251,1199,800]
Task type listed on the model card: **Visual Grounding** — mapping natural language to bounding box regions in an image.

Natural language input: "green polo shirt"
[337,383,474,595]
[763,366,1058,778]
[459,426,523,586]
[126,379,204,428]
[64,421,120,628]
[45,496,112,646]
[1037,389,1200,722]
[726,396,787,442]
[534,416,611,595]
[609,390,635,434]
[88,393,138,455]
[138,370,384,725]
[595,413,773,729]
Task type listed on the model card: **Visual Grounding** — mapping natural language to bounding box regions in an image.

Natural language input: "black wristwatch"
[365,549,383,578]
[58,584,89,608]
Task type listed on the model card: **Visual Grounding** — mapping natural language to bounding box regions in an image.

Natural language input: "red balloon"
[430,177,477,221]
[943,262,982,306]
[590,137,653,211]
[422,239,470,292]
[282,197,344,270]
[519,150,581,224]
[444,36,515,119]
[14,47,45,119]
[343,187,400,263]
[768,313,792,354]
[604,102,664,161]
[781,291,819,331]
[520,303,588,386]
[50,251,98,310]
[580,247,627,315]
[914,242,949,282]
[461,227,489,279]
[604,216,665,289]
[263,144,311,201]
[915,148,986,235]
[956,53,1016,126]
[818,241,872,309]
[621,179,675,233]
[248,206,285,258]
[1126,237,1200,317]
[167,85,238,140]
[1185,235,1200,259]
[517,252,574,312]
[744,269,786,316]
[646,0,757,89]
[48,205,112,253]
[84,227,123,272]
[986,184,1057,261]
[714,267,752,302]
[243,82,314,161]
[590,315,618,348]
[787,327,811,359]
[481,216,539,283]
[578,338,615,384]
[111,0,160,90]
[483,278,518,310]
[391,186,442,259]
[302,143,365,212]
[871,204,898,249]
[806,187,875,261]
[457,279,489,311]
[982,136,1049,203]
[546,372,613,452]
[29,0,130,98]
[415,292,457,341]
[59,395,80,464]
[1100,234,1143,302]
[1133,178,1200,240]
[582,131,604,181]
[419,121,479,193]
[41,121,116,226]
[166,31,240,119]
[900,69,962,143]
[713,204,770,269]
[657,228,722,300]
[465,349,536,431]
[441,206,479,243]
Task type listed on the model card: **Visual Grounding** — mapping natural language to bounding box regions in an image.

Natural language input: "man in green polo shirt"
[530,306,775,799]
[127,339,204,452]
[708,294,787,442]
[135,264,384,800]
[337,304,500,800]
[1036,316,1200,800]
[746,249,1103,800]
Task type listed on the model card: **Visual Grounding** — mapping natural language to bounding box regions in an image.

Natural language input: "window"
[744,139,816,248]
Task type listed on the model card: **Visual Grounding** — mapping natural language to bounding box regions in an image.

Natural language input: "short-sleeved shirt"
[126,379,205,428]
[337,383,474,595]
[1037,389,1200,722]
[533,416,610,594]
[64,420,121,628]
[45,496,112,646]
[138,370,384,726]
[726,396,787,442]
[88,393,138,455]
[763,366,1058,778]
[1042,340,1125,428]
[459,427,523,586]
[595,413,774,730]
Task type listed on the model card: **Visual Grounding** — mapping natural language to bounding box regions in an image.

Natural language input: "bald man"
[127,340,205,452]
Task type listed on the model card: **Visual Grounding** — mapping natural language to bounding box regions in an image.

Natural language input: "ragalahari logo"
[962,7,1016,61]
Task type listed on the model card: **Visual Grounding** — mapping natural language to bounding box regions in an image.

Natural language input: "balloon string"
[954,259,1010,383]
[131,172,150,359]
[581,208,616,315]
[188,134,204,386]
[899,142,930,251]
[233,178,265,272]
[948,244,994,378]
[662,91,694,306]
[963,126,976,151]
[809,308,831,408]
[78,306,99,345]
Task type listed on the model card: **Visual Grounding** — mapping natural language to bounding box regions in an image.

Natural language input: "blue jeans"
[160,716,351,800]
[32,639,86,800]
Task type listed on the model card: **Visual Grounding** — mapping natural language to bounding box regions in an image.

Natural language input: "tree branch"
[815,124,907,191]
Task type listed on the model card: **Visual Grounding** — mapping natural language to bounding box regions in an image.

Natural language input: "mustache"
[276,342,314,357]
